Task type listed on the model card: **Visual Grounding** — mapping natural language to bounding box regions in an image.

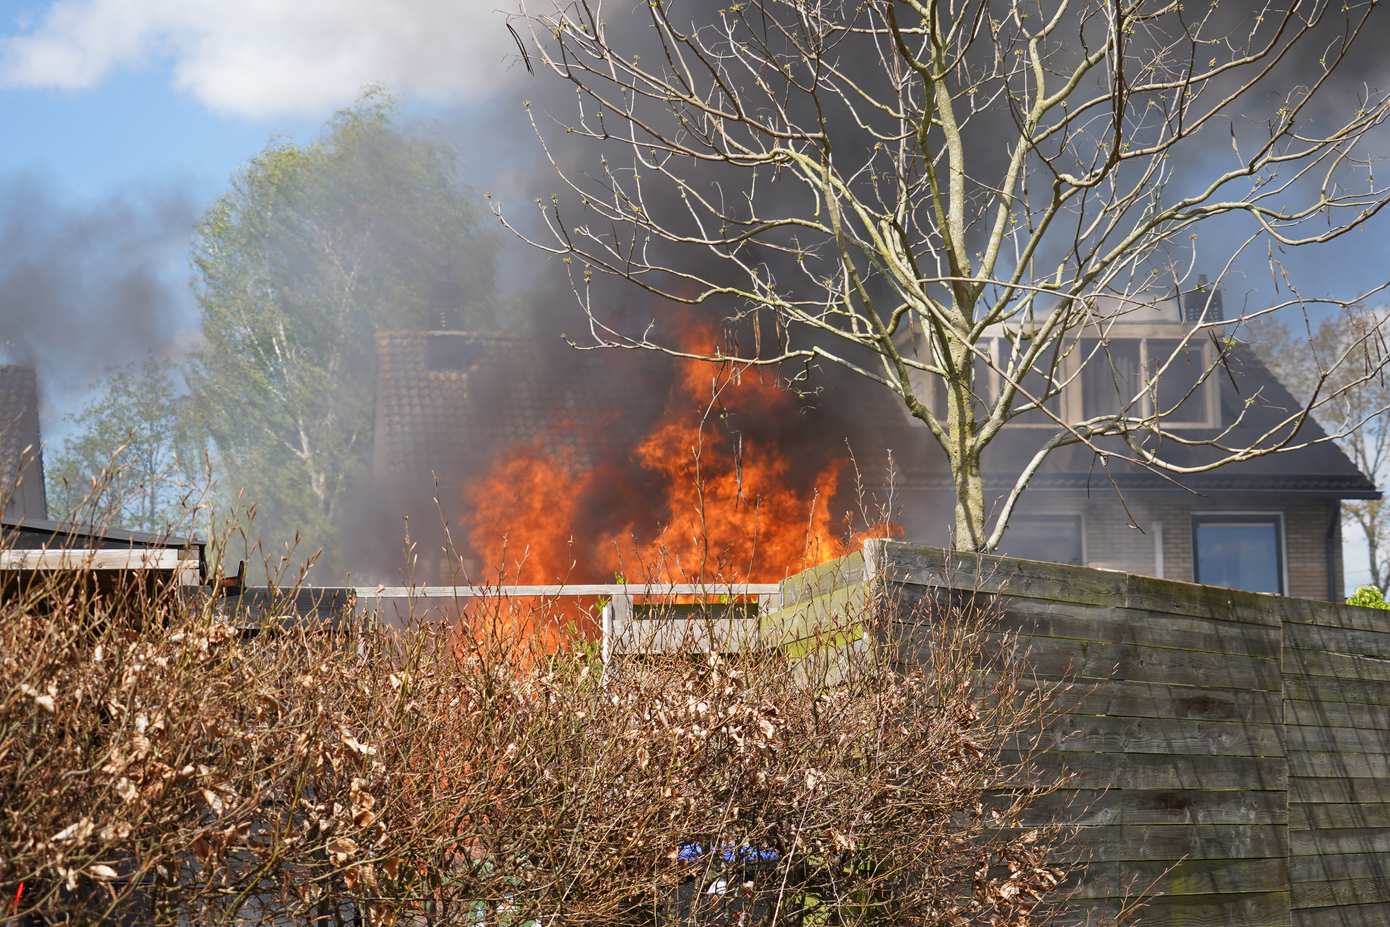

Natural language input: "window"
[999,514,1085,566]
[1193,515,1284,594]
[1079,335,1215,426]
[1080,338,1142,418]
[998,340,1064,425]
[1150,338,1209,424]
[919,329,1216,429]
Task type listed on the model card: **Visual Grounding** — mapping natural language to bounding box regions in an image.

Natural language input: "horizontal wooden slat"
[1073,858,1288,898]
[1292,803,1390,831]
[1074,824,1288,862]
[1291,777,1390,806]
[1292,901,1390,926]
[1290,852,1390,883]
[1285,699,1390,731]
[1032,679,1285,724]
[1036,714,1284,758]
[1285,649,1390,683]
[1022,788,1286,827]
[1290,828,1390,856]
[1286,622,1390,660]
[894,587,1282,657]
[1047,890,1292,927]
[1016,750,1288,792]
[1283,675,1390,707]
[0,548,193,572]
[1285,724,1390,756]
[1289,752,1390,780]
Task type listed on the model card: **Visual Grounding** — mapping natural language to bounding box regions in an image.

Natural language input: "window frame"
[1191,512,1287,595]
[918,326,1220,430]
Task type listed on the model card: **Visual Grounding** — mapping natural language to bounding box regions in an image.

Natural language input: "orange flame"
[461,325,888,643]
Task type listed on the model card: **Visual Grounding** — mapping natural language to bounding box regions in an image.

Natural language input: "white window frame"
[918,326,1220,430]
[1191,511,1288,595]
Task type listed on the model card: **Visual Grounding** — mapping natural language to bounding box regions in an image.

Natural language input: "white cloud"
[1,0,524,117]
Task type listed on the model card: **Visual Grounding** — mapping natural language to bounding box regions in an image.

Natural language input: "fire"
[461,326,886,642]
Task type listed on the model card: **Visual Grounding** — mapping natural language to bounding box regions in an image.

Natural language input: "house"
[895,289,1379,601]
[371,293,1377,602]
[0,365,48,521]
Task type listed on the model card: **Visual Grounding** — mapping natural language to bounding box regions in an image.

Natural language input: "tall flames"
[460,327,887,642]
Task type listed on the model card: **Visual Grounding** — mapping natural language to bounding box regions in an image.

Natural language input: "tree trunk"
[945,338,988,551]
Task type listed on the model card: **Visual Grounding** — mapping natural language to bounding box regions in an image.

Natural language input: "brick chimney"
[0,365,47,520]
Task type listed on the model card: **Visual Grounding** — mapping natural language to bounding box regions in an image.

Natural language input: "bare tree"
[503,0,1390,550]
[1252,305,1390,592]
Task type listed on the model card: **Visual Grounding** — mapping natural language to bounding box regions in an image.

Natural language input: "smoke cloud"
[0,176,198,408]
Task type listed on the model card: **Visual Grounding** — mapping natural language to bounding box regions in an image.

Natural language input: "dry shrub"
[0,559,1086,925]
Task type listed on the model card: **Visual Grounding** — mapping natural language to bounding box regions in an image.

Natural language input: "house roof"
[373,331,1379,507]
[0,365,47,519]
[963,344,1380,499]
[372,331,660,485]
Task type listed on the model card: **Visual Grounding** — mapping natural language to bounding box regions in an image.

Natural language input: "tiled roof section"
[899,344,1379,500]
[0,365,46,519]
[372,332,647,483]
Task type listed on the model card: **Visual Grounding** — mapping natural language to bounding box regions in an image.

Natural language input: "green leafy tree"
[46,359,210,536]
[188,91,498,570]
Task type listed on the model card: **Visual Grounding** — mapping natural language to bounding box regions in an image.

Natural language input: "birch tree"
[1254,307,1390,592]
[189,93,498,568]
[506,0,1390,550]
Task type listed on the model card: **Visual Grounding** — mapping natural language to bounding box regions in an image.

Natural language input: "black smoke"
[0,175,198,409]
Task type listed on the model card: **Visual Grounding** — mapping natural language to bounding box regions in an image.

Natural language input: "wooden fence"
[604,539,1390,927]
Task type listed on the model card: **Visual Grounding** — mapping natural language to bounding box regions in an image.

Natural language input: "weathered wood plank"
[1290,827,1390,856]
[1020,788,1287,827]
[1283,674,1390,707]
[1029,679,1285,724]
[1291,803,1390,831]
[1285,699,1390,732]
[1072,858,1288,898]
[1075,825,1287,861]
[1034,714,1285,758]
[1286,622,1390,661]
[1285,723,1390,756]
[1290,852,1390,884]
[1292,879,1390,909]
[1014,751,1288,792]
[1050,890,1292,927]
[893,586,1283,657]
[1290,777,1390,806]
[896,631,1284,690]
[1288,751,1390,780]
[1285,648,1390,683]
[1292,901,1390,926]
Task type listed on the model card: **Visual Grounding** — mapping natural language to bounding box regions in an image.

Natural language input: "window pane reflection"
[1194,518,1283,594]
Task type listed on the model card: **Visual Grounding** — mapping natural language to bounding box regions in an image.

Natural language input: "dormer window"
[919,328,1219,429]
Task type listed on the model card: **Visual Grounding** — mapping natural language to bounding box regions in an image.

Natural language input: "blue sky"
[0,65,317,202]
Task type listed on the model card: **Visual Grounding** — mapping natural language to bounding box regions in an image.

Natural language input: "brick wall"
[898,489,1346,601]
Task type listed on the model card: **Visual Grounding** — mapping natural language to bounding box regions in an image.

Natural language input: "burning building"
[369,288,1377,604]
[366,328,910,588]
